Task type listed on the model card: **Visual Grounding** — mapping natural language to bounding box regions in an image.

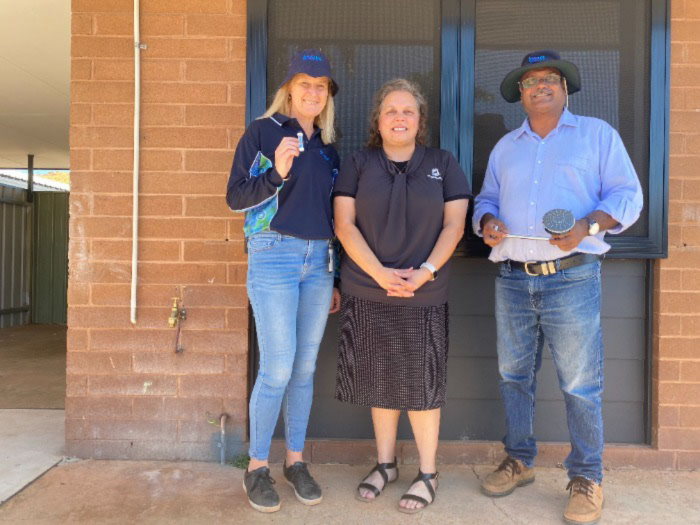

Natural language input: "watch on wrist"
[420,262,437,281]
[584,216,600,236]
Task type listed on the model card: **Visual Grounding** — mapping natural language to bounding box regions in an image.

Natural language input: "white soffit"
[0,1,70,169]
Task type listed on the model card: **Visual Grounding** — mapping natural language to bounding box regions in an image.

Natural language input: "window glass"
[266,0,442,160]
[473,0,650,236]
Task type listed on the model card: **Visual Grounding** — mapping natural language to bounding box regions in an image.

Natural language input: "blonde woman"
[226,49,341,513]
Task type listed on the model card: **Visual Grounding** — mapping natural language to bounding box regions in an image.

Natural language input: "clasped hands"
[374,266,432,298]
[483,217,589,252]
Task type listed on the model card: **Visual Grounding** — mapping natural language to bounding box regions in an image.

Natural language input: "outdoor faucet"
[168,296,187,353]
[168,297,179,328]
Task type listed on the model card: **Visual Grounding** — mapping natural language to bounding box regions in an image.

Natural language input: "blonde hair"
[366,78,428,149]
[261,76,336,144]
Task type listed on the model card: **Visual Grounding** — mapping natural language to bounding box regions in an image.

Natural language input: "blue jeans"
[495,260,604,482]
[246,232,333,461]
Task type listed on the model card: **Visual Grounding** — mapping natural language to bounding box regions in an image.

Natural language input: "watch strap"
[420,262,437,281]
[584,216,599,235]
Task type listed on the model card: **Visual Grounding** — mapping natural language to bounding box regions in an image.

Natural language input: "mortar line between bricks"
[85,59,246,63]
[72,124,244,129]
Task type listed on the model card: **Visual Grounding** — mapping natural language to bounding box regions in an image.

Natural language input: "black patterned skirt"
[335,293,449,411]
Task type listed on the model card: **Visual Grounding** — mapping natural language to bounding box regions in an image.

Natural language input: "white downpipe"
[130,0,142,324]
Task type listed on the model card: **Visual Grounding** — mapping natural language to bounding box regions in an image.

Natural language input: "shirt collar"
[378,144,426,175]
[270,112,291,125]
[558,108,578,129]
[513,107,579,140]
[272,112,323,140]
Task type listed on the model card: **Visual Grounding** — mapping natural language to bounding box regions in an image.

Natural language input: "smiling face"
[377,90,420,150]
[288,73,329,121]
[518,67,566,117]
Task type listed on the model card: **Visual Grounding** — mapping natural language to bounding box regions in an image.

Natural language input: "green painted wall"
[32,192,69,324]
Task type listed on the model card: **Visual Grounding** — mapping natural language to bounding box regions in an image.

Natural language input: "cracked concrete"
[469,465,517,524]
[490,497,518,524]
[0,461,698,524]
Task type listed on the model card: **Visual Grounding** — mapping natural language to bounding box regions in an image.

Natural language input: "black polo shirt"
[333,146,471,306]
[226,113,339,240]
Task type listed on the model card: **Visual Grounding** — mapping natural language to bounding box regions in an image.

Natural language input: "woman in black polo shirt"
[226,49,341,513]
[334,79,471,513]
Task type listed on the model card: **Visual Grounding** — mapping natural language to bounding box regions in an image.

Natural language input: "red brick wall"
[67,0,249,460]
[68,0,700,465]
[653,0,700,469]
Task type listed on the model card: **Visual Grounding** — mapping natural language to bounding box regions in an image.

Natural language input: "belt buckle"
[524,261,557,276]
[524,261,538,276]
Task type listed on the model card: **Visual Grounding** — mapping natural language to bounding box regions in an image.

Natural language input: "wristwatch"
[420,262,437,281]
[584,216,600,236]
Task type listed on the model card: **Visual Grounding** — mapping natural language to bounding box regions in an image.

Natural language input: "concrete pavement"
[0,460,698,524]
[0,410,64,505]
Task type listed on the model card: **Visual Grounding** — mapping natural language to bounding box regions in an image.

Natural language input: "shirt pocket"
[551,156,598,217]
[553,155,590,193]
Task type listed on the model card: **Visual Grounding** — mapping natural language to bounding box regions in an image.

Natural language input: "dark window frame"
[246,1,670,260]
[246,0,663,445]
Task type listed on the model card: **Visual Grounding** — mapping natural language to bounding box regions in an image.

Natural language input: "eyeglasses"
[518,73,562,89]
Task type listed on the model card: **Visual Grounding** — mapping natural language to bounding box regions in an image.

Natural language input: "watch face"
[588,221,600,235]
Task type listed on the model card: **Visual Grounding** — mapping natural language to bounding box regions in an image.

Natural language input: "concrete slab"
[0,460,698,524]
[0,409,65,505]
[0,325,66,409]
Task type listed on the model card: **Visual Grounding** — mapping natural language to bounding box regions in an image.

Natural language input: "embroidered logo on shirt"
[427,168,442,180]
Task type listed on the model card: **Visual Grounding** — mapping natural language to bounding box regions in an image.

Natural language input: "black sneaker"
[243,466,281,513]
[283,461,323,505]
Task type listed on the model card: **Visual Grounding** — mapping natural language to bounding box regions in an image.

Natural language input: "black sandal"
[398,470,439,514]
[355,457,399,503]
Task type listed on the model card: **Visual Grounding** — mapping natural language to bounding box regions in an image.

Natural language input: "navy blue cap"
[500,50,580,103]
[279,49,339,96]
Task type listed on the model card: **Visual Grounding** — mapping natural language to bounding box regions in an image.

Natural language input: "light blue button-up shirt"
[472,108,643,263]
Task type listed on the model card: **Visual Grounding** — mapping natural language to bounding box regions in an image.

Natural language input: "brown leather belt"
[505,253,602,276]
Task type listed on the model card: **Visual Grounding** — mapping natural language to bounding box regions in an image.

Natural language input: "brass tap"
[168,297,179,328]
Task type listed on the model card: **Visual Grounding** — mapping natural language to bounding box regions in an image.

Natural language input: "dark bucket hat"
[500,50,580,103]
[279,49,339,96]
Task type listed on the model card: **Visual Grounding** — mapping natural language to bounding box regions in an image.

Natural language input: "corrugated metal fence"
[32,192,69,324]
[0,186,31,328]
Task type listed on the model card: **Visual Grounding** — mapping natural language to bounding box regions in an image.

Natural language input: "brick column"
[67,0,249,460]
[654,0,700,469]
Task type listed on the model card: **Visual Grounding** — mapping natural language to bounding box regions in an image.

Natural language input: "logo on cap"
[528,55,547,63]
[303,55,323,61]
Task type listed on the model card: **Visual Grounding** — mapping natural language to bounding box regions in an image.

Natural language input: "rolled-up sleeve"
[595,126,644,234]
[472,148,501,237]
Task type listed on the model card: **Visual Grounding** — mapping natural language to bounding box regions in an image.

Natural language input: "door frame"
[244,0,670,445]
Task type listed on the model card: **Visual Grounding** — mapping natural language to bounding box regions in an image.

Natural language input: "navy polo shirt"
[226,113,339,240]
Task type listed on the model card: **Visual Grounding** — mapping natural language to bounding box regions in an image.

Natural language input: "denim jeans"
[495,260,604,482]
[246,232,333,460]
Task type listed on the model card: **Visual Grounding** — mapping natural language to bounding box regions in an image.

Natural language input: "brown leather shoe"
[563,477,604,525]
[481,456,535,497]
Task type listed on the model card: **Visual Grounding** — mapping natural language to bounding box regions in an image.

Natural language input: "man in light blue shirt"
[473,50,642,525]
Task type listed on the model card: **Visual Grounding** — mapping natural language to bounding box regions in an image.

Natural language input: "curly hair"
[366,78,429,149]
